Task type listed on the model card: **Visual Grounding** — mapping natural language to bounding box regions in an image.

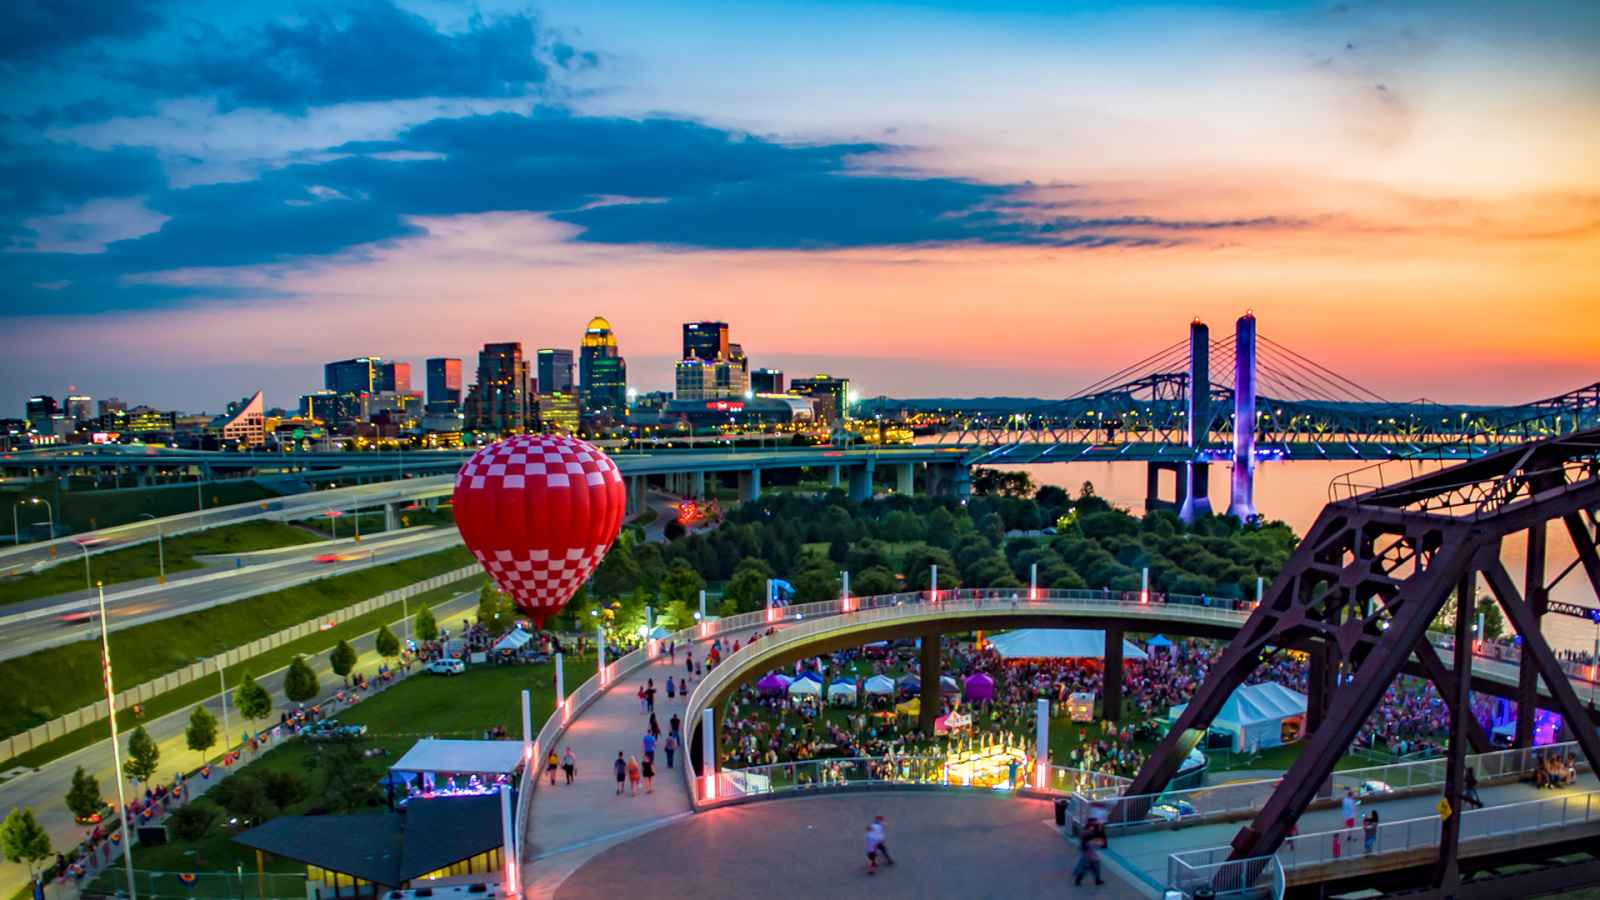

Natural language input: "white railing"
[1167,852,1284,899]
[1167,789,1600,893]
[697,755,1124,805]
[1079,741,1586,833]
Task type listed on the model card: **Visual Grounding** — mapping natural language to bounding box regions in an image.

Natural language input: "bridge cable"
[1259,335,1391,404]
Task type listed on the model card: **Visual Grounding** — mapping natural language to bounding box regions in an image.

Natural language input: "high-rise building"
[98,397,127,417]
[467,342,531,434]
[751,368,784,394]
[212,391,266,447]
[790,374,852,426]
[674,359,718,401]
[426,357,463,413]
[538,392,580,435]
[579,317,627,423]
[682,321,729,362]
[324,357,380,396]
[64,395,93,423]
[24,395,57,430]
[376,361,411,394]
[536,349,574,395]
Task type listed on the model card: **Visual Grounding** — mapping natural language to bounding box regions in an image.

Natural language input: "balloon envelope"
[453,434,626,626]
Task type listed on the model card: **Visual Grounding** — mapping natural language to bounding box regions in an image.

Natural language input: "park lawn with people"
[83,658,570,895]
[0,545,476,751]
[0,521,321,606]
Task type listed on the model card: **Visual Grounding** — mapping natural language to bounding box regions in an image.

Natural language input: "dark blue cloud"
[0,142,165,243]
[134,1,570,114]
[0,1,166,64]
[0,109,1292,315]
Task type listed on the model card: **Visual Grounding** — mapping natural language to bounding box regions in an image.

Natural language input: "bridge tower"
[1227,312,1258,522]
[1123,429,1600,893]
[1177,319,1213,522]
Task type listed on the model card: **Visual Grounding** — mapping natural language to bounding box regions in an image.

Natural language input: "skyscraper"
[682,321,729,362]
[579,317,627,423]
[24,395,57,430]
[324,357,380,396]
[426,358,463,413]
[790,374,851,426]
[375,361,411,394]
[64,395,94,422]
[536,349,575,394]
[751,368,784,394]
[467,342,531,433]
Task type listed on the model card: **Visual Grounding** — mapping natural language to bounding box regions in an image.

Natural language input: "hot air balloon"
[452,434,626,626]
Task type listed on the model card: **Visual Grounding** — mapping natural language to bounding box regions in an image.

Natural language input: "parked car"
[1149,800,1199,823]
[1358,780,1393,798]
[426,658,466,676]
[304,720,368,742]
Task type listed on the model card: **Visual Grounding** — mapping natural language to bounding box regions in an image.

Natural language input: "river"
[993,459,1599,656]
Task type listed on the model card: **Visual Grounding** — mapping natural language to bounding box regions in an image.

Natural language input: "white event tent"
[1170,682,1308,752]
[987,629,1149,662]
[863,675,897,696]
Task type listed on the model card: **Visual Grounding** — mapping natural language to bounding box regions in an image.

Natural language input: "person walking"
[627,755,642,796]
[864,823,880,875]
[546,749,561,786]
[645,679,657,713]
[642,754,655,793]
[1362,810,1379,854]
[664,732,678,769]
[614,752,627,796]
[667,678,676,702]
[562,747,576,785]
[1073,817,1107,886]
[637,684,647,714]
[1464,768,1484,809]
[649,712,662,740]
[870,816,894,866]
[643,730,656,764]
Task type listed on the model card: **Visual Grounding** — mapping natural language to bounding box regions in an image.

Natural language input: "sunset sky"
[2,0,1597,414]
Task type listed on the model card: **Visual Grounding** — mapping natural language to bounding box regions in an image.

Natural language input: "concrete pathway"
[0,589,480,899]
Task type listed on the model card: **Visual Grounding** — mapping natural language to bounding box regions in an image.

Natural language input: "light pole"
[97,583,139,900]
[195,469,204,512]
[138,514,165,584]
[77,541,92,591]
[14,496,53,544]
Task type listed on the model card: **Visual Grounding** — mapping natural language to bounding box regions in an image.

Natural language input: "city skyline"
[3,0,1598,413]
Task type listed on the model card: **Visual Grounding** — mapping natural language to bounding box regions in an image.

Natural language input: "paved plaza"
[555,792,1142,900]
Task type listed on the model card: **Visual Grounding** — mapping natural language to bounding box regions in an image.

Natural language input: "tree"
[124,725,159,784]
[321,741,377,812]
[853,566,898,596]
[0,808,51,880]
[476,585,514,633]
[64,767,102,822]
[166,805,217,841]
[329,640,358,684]
[234,671,272,722]
[284,655,319,703]
[374,624,401,659]
[414,602,439,642]
[662,519,686,540]
[185,705,218,754]
[659,559,706,606]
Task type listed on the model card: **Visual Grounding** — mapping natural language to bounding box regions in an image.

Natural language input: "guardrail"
[1167,853,1284,899]
[0,564,482,765]
[1075,741,1587,833]
[1170,787,1600,892]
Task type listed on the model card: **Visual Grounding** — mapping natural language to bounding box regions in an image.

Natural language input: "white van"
[426,658,466,676]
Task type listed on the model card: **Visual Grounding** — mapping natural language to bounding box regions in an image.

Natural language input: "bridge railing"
[1166,851,1284,900]
[1074,741,1585,834]
[697,755,1124,805]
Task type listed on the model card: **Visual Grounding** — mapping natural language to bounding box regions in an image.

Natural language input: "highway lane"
[0,588,482,900]
[0,527,465,660]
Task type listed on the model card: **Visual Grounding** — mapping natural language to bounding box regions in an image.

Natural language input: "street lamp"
[97,582,139,900]
[138,513,166,584]
[12,496,53,545]
[76,540,92,591]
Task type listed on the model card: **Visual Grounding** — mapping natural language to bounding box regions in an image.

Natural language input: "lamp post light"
[77,540,93,591]
[98,583,139,900]
[13,496,54,545]
[138,513,165,584]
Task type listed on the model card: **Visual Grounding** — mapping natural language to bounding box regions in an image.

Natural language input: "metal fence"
[1166,852,1285,899]
[1169,787,1600,886]
[1075,740,1585,834]
[0,564,482,764]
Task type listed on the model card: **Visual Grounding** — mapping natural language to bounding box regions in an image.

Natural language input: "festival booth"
[492,628,535,662]
[896,674,921,695]
[963,673,994,702]
[647,625,673,640]
[756,673,791,695]
[385,739,525,810]
[1170,682,1307,752]
[986,629,1149,662]
[787,677,823,700]
[939,675,961,694]
[1067,692,1097,722]
[1146,634,1173,655]
[894,697,921,719]
[827,679,859,705]
[863,675,897,697]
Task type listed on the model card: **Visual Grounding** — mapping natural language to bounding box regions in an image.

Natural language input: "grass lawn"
[84,659,573,893]
[0,521,321,606]
[0,480,283,539]
[0,546,476,745]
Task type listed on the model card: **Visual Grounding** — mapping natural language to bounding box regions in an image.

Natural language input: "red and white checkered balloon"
[452,434,626,626]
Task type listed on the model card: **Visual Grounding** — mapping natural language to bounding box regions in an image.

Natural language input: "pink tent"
[756,674,790,694]
[963,673,994,702]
